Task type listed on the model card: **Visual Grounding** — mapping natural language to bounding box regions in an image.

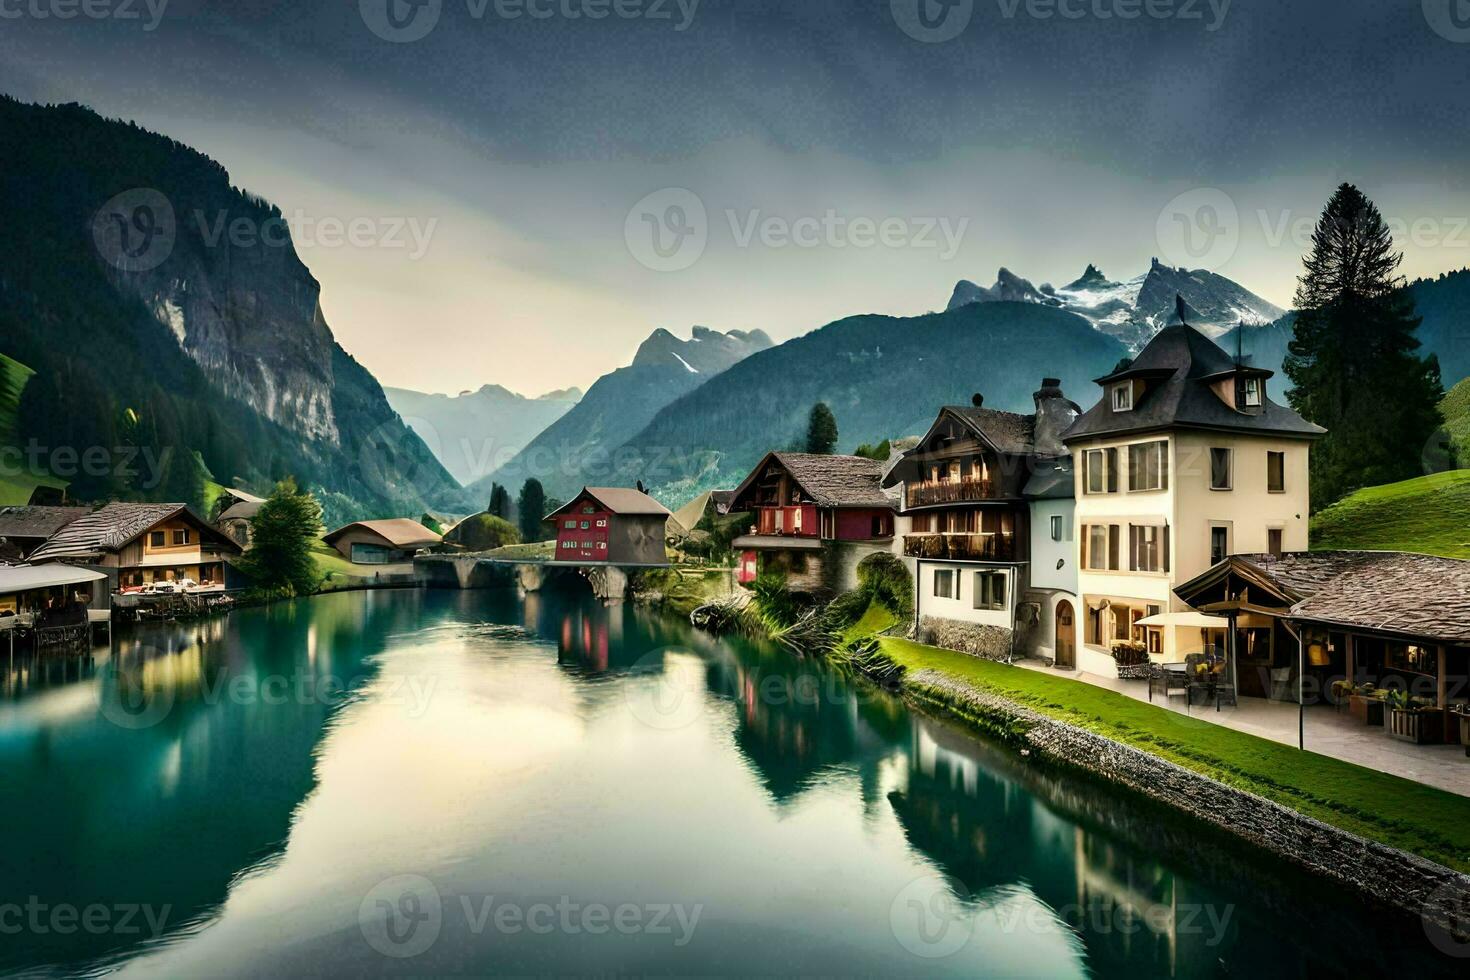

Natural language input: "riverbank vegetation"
[238,478,325,598]
[875,637,1470,874]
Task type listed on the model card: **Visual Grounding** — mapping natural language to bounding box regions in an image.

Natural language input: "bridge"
[414,554,668,602]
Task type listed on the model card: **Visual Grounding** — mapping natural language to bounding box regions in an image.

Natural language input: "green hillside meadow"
[1311,470,1470,559]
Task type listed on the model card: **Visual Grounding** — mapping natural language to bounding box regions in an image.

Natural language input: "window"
[582,540,595,549]
[173,529,191,546]
[597,542,607,551]
[1268,528,1284,558]
[792,508,803,532]
[973,572,1007,611]
[1210,448,1232,490]
[1129,524,1167,573]
[1128,441,1168,492]
[1084,448,1118,494]
[582,505,595,514]
[1112,383,1134,412]
[560,540,576,550]
[1243,376,1262,407]
[1050,515,1064,542]
[564,520,577,530]
[149,531,166,548]
[596,519,607,528]
[1084,524,1120,571]
[580,521,590,530]
[934,569,955,599]
[1210,526,1229,565]
[1267,451,1286,493]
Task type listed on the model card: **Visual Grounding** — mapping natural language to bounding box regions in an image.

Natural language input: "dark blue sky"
[4,0,1468,392]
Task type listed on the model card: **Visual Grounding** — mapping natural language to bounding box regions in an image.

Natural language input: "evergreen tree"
[237,477,324,596]
[1284,183,1444,505]
[805,403,838,455]
[487,483,511,519]
[517,478,547,542]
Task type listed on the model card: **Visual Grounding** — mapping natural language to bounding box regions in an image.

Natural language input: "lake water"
[0,589,1460,977]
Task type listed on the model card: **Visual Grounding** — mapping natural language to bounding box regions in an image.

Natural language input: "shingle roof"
[0,506,90,541]
[944,406,1037,455]
[1065,323,1326,443]
[217,500,263,522]
[324,519,443,549]
[28,503,229,561]
[1237,551,1470,644]
[770,453,892,509]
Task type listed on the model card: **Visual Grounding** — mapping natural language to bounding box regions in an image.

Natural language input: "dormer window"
[1242,377,1262,407]
[1112,384,1133,413]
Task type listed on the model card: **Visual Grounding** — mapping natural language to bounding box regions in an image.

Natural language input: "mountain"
[605,303,1129,504]
[470,326,773,501]
[949,259,1285,348]
[384,384,582,486]
[0,97,466,524]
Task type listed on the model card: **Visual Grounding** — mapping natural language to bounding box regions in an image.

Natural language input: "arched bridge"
[414,555,664,602]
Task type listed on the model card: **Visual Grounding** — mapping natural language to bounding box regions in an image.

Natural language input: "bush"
[823,589,872,631]
[446,513,522,552]
[856,552,913,617]
[749,573,801,631]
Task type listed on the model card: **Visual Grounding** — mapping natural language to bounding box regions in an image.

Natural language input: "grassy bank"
[878,636,1470,874]
[1311,470,1470,559]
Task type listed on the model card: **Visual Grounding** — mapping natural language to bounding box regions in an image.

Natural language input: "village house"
[0,563,112,650]
[211,487,267,548]
[0,505,90,560]
[546,487,671,566]
[883,380,1081,661]
[26,502,242,593]
[1063,321,1324,675]
[323,519,443,565]
[728,453,895,593]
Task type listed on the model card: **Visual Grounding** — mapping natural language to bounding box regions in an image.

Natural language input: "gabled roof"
[732,453,893,510]
[1066,323,1326,443]
[0,506,90,541]
[218,500,263,522]
[1177,551,1470,644]
[546,487,672,521]
[323,519,443,549]
[940,406,1037,456]
[29,503,240,562]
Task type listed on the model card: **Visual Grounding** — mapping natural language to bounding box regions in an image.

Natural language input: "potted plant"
[1348,685,1388,726]
[1111,641,1151,680]
[1386,690,1445,745]
[1329,679,1355,712]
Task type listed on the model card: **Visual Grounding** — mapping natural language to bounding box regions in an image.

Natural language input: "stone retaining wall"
[915,616,1013,661]
[903,667,1470,945]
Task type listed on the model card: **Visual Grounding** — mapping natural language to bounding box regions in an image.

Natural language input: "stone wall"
[902,668,1470,944]
[916,616,1014,661]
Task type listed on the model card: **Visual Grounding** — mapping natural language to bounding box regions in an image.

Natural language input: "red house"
[728,452,896,593]
[545,487,672,566]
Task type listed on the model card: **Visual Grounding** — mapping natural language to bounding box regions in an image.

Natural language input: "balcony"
[904,532,1019,562]
[754,506,817,538]
[906,478,999,508]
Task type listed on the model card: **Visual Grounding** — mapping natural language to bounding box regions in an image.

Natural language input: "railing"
[906,478,998,508]
[903,532,1018,562]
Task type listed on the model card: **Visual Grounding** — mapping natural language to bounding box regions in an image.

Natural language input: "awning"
[1136,612,1230,629]
[0,564,108,592]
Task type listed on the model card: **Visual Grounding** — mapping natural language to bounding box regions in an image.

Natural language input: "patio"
[1018,661,1470,797]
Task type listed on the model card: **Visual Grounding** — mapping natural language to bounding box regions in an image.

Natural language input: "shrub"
[856,552,913,617]
[446,513,522,552]
[749,573,801,631]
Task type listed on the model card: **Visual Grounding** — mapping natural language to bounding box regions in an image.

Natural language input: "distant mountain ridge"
[949,259,1285,349]
[385,384,582,486]
[470,326,773,500]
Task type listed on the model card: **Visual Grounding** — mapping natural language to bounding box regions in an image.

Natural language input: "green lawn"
[842,602,899,645]
[1311,470,1470,559]
[0,352,69,505]
[879,637,1470,873]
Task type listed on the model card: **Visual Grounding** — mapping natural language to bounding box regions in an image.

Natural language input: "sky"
[3,0,1469,395]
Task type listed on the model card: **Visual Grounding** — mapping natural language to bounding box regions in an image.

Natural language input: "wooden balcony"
[903,532,1018,562]
[906,478,999,508]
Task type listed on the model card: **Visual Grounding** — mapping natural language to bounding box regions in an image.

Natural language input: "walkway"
[1016,661,1469,797]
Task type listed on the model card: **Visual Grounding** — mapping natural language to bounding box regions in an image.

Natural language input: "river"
[0,589,1459,977]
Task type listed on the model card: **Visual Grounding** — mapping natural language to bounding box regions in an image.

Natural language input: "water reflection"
[0,590,1460,978]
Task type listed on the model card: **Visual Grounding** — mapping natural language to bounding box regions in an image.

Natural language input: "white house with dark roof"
[1063,319,1325,673]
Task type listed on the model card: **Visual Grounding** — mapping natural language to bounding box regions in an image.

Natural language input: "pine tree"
[237,477,324,596]
[487,483,510,519]
[1284,184,1443,505]
[517,478,547,542]
[805,403,838,455]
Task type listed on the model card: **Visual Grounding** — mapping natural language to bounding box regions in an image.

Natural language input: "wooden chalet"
[545,487,671,566]
[26,502,241,593]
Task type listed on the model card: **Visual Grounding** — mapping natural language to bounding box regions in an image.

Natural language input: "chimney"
[971,393,985,408]
[1032,378,1077,456]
